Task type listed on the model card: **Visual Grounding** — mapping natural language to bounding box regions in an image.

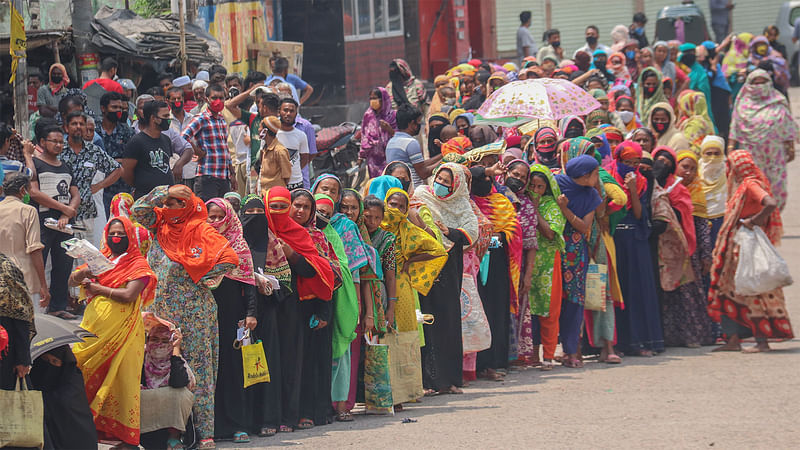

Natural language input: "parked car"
[655,4,711,44]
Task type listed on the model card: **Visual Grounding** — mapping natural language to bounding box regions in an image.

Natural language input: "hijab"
[533,126,559,168]
[366,175,403,202]
[361,87,397,152]
[528,164,566,250]
[723,150,782,244]
[730,69,798,146]
[722,32,753,77]
[389,59,413,107]
[698,136,727,219]
[427,113,450,157]
[153,186,238,283]
[560,115,586,139]
[555,155,602,218]
[607,140,648,209]
[636,67,668,126]
[652,146,696,254]
[265,186,335,301]
[380,188,447,296]
[411,163,479,248]
[48,63,69,94]
[240,194,291,285]
[383,161,415,193]
[206,198,256,285]
[676,150,708,218]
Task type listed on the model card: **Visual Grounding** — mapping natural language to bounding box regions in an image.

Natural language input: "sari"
[527,165,565,361]
[729,69,798,210]
[708,150,791,340]
[675,90,715,153]
[73,216,157,445]
[360,87,397,177]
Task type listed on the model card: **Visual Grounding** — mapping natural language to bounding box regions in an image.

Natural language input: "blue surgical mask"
[626,50,636,60]
[635,27,644,35]
[433,182,451,198]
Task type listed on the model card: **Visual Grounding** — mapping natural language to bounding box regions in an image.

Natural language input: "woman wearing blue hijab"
[554,155,602,368]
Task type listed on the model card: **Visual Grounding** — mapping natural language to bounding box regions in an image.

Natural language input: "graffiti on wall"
[198,0,275,73]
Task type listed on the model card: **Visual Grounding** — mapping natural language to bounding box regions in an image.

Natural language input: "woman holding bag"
[708,150,792,353]
[205,198,258,444]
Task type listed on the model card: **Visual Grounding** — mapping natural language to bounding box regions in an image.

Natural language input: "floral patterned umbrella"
[477,78,601,120]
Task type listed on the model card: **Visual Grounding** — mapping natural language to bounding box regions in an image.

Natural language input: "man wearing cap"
[82,57,124,94]
[190,80,209,115]
[172,75,196,112]
[256,116,291,191]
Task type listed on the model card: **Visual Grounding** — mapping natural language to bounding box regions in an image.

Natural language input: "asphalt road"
[220,88,800,449]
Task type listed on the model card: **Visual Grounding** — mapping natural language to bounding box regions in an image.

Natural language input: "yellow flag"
[9,4,26,84]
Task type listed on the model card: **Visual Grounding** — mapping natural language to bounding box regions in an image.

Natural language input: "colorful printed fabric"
[729,69,798,210]
[205,197,256,285]
[561,222,589,305]
[360,87,397,178]
[708,150,791,340]
[527,164,565,316]
[675,90,715,152]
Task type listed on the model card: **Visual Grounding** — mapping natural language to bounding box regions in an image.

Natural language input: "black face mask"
[565,127,583,139]
[681,54,696,67]
[586,36,598,46]
[315,213,330,230]
[470,169,493,197]
[537,150,560,169]
[644,86,656,97]
[170,101,183,112]
[505,177,526,193]
[106,235,129,255]
[50,75,63,84]
[652,122,669,134]
[157,118,171,131]
[105,111,119,123]
[652,160,672,186]
[399,179,411,192]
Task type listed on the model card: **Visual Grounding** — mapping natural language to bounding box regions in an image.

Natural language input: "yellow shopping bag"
[241,340,270,388]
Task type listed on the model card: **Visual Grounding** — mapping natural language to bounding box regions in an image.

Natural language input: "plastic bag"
[460,273,491,353]
[584,263,608,312]
[734,225,793,296]
[241,340,270,388]
[363,333,393,414]
[0,378,44,449]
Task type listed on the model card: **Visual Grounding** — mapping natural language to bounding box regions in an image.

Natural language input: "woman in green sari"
[527,164,566,370]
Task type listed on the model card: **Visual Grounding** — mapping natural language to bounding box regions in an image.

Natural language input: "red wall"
[344,36,405,104]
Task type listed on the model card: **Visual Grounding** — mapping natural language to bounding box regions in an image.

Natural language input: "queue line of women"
[5,75,792,450]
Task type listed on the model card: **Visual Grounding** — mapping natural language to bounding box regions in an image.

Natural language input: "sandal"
[424,389,439,397]
[279,425,293,433]
[198,438,215,449]
[605,354,622,364]
[540,360,554,371]
[442,385,463,394]
[335,411,354,422]
[258,427,277,437]
[562,357,583,368]
[48,310,78,320]
[232,432,250,444]
[166,438,184,450]
[296,418,314,430]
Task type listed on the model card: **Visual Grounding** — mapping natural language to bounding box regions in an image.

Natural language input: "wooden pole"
[12,0,29,138]
[178,0,187,75]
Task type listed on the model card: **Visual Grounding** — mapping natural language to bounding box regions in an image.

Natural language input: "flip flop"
[605,354,622,364]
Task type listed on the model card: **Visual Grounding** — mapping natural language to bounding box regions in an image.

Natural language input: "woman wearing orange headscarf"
[132,185,238,449]
[70,216,157,447]
[37,63,70,118]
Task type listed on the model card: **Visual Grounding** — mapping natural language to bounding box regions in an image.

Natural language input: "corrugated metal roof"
[496,0,546,54]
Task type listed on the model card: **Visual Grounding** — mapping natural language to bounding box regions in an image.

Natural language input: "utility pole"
[11,0,29,138]
[72,0,98,84]
[178,0,187,75]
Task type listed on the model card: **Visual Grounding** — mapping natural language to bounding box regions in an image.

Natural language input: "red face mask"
[209,99,224,114]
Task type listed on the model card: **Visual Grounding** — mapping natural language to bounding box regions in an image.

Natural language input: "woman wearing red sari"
[708,150,792,353]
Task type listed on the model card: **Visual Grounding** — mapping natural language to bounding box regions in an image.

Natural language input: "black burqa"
[213,277,258,438]
[420,229,469,392]
[240,211,283,433]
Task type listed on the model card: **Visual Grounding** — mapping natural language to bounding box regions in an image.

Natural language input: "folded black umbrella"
[30,314,95,360]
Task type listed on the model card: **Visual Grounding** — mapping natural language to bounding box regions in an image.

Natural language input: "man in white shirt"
[516,11,537,64]
[275,98,309,190]
[573,25,611,58]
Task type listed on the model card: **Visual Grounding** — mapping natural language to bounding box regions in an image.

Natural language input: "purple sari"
[360,87,397,177]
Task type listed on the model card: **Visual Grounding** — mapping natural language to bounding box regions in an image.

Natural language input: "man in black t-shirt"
[29,126,81,318]
[121,100,192,198]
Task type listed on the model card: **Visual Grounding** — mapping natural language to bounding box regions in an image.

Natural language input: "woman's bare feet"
[742,341,771,353]
[712,335,742,352]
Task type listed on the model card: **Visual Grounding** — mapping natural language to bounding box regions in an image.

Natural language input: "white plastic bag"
[733,226,793,295]
[61,238,116,275]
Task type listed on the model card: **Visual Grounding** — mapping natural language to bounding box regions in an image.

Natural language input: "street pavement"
[218,88,800,448]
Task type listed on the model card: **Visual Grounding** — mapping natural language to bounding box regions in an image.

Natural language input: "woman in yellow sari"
[675,90,715,153]
[70,216,157,448]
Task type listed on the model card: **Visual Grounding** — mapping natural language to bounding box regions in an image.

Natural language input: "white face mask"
[617,110,635,124]
[700,155,725,181]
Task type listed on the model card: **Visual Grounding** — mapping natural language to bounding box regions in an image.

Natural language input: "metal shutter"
[496,0,546,55]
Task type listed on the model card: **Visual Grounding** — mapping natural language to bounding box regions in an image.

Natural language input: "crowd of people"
[0,12,796,450]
